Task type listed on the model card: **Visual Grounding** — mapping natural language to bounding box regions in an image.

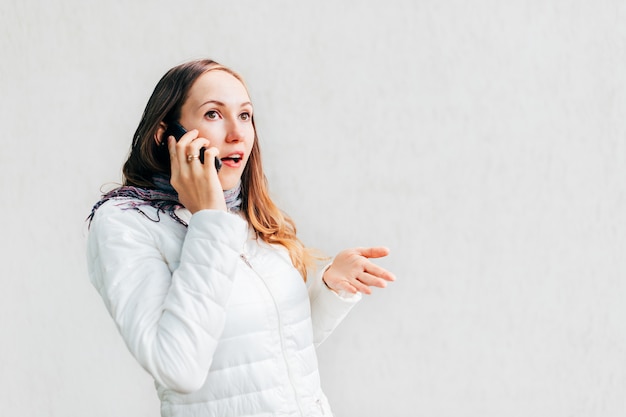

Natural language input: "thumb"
[356,246,390,259]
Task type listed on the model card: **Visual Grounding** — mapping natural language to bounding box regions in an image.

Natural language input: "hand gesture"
[323,247,396,295]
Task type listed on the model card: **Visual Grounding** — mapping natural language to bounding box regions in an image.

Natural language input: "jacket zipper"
[316,398,325,415]
[240,253,305,416]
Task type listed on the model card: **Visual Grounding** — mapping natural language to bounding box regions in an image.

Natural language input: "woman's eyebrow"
[197,100,253,110]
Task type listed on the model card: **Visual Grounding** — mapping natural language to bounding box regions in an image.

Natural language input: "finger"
[363,262,396,281]
[167,135,178,163]
[356,246,390,259]
[184,138,211,160]
[174,131,200,166]
[182,141,212,171]
[202,147,220,172]
[351,278,372,295]
[357,271,389,288]
[175,128,199,146]
[174,130,199,166]
[332,279,360,295]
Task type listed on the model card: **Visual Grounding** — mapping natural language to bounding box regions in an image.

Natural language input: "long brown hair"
[122,59,316,280]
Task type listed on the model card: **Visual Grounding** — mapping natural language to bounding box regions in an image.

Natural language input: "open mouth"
[220,155,242,163]
[220,153,244,167]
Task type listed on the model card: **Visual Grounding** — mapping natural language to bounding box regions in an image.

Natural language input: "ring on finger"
[186,154,200,162]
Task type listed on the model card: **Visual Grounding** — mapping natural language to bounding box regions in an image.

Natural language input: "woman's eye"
[205,110,219,120]
[240,112,251,121]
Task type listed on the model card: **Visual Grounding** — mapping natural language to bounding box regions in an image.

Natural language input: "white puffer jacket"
[87,200,360,417]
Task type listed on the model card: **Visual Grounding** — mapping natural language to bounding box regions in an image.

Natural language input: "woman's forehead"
[186,70,251,108]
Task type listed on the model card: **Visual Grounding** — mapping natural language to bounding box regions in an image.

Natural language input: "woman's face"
[178,70,255,190]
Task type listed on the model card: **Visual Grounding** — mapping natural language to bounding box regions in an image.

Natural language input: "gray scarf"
[88,174,242,227]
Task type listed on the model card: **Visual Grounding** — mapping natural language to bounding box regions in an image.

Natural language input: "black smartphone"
[162,121,222,172]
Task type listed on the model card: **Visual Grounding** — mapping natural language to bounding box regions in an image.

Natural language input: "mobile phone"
[162,121,222,172]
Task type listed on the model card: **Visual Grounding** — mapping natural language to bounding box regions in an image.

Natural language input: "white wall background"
[1,0,625,416]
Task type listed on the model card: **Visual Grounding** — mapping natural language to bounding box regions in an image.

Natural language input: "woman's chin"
[219,175,241,192]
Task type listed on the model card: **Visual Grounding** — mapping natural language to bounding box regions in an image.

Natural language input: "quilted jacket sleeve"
[308,265,362,346]
[87,203,248,394]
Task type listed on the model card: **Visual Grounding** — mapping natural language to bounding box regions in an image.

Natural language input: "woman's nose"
[225,119,245,143]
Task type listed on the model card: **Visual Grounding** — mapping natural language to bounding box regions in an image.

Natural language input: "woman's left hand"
[322,247,396,295]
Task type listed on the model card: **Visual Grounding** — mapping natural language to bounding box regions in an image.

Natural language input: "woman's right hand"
[167,129,226,213]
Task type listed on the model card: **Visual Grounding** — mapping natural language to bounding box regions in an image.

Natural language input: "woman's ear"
[154,122,168,146]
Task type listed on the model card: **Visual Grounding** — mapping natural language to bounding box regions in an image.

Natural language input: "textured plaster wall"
[1,1,625,416]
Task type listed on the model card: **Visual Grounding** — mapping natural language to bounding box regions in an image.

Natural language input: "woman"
[87,59,395,417]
